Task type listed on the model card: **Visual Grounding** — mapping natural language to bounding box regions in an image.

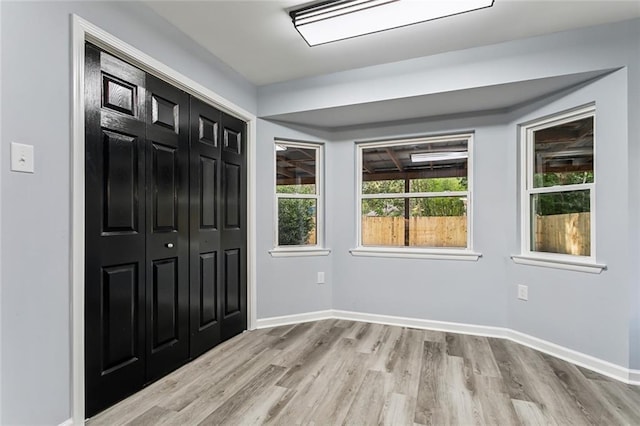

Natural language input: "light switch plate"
[11,142,34,173]
[517,284,528,301]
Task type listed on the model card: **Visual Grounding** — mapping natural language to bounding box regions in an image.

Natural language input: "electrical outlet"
[317,271,325,284]
[517,284,528,301]
[11,142,34,173]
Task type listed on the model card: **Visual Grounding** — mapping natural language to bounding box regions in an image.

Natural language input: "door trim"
[71,14,257,424]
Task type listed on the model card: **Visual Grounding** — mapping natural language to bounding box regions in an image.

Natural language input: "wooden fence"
[362,216,467,247]
[534,212,590,256]
[362,212,590,255]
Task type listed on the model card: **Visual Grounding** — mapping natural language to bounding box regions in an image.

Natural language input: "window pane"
[276,145,316,194]
[531,190,590,256]
[362,139,468,193]
[361,198,405,246]
[278,198,316,246]
[533,116,593,188]
[410,177,468,192]
[362,179,404,194]
[409,197,467,247]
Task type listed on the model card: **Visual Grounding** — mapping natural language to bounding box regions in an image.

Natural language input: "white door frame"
[71,15,258,424]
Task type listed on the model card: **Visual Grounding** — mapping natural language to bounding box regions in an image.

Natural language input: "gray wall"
[257,71,636,369]
[256,20,640,370]
[325,71,630,368]
[626,23,640,371]
[329,114,510,328]
[0,2,256,424]
[506,71,631,367]
[0,1,4,420]
[256,120,333,318]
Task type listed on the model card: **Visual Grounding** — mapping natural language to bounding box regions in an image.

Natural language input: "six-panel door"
[85,45,148,416]
[189,98,223,357]
[220,113,248,341]
[144,74,191,382]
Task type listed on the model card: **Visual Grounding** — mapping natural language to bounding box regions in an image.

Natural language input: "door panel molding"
[150,257,179,351]
[151,142,178,232]
[223,248,241,317]
[72,15,257,424]
[101,130,140,234]
[100,263,139,374]
[199,156,217,229]
[198,251,218,330]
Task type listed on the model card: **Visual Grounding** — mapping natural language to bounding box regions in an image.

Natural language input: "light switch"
[11,142,34,173]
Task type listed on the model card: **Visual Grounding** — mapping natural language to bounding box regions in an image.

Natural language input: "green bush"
[278,198,315,245]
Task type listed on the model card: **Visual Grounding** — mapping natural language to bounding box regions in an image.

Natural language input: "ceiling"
[263,69,612,129]
[145,0,640,86]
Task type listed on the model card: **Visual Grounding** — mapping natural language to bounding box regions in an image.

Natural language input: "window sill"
[269,248,331,258]
[349,247,482,261]
[511,255,606,274]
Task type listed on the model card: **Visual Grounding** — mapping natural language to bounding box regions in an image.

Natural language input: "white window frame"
[513,104,606,273]
[350,133,481,261]
[270,140,329,257]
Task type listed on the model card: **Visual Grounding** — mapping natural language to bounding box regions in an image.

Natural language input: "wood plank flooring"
[88,320,640,425]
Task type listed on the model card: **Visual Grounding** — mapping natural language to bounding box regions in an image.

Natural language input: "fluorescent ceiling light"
[290,0,494,46]
[411,151,468,162]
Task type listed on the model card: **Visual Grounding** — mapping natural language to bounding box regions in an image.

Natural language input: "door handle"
[166,243,174,248]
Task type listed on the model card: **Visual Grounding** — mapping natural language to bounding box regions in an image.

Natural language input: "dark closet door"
[144,74,190,381]
[189,102,247,352]
[85,44,147,417]
[220,113,247,340]
[85,43,247,417]
[189,98,223,357]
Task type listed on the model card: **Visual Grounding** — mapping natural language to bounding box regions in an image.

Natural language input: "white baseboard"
[505,329,632,384]
[257,309,639,385]
[255,310,333,329]
[332,309,507,338]
[59,419,74,426]
[629,368,640,386]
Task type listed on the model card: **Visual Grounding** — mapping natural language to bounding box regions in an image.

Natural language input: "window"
[354,134,477,259]
[520,105,597,265]
[272,140,327,255]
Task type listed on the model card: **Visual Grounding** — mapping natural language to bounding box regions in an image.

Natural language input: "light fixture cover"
[411,151,468,163]
[290,0,494,46]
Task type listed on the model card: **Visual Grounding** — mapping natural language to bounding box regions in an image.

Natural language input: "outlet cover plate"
[11,142,34,173]
[517,284,528,301]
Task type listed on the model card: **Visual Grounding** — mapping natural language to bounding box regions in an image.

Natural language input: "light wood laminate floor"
[88,319,640,425]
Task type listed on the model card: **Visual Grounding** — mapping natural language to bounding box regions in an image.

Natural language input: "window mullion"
[528,183,594,195]
[408,191,469,198]
[361,191,468,199]
[276,193,318,199]
[361,193,405,199]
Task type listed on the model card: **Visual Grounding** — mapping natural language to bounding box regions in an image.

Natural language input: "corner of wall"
[0,0,5,421]
[255,119,334,319]
[626,27,640,369]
